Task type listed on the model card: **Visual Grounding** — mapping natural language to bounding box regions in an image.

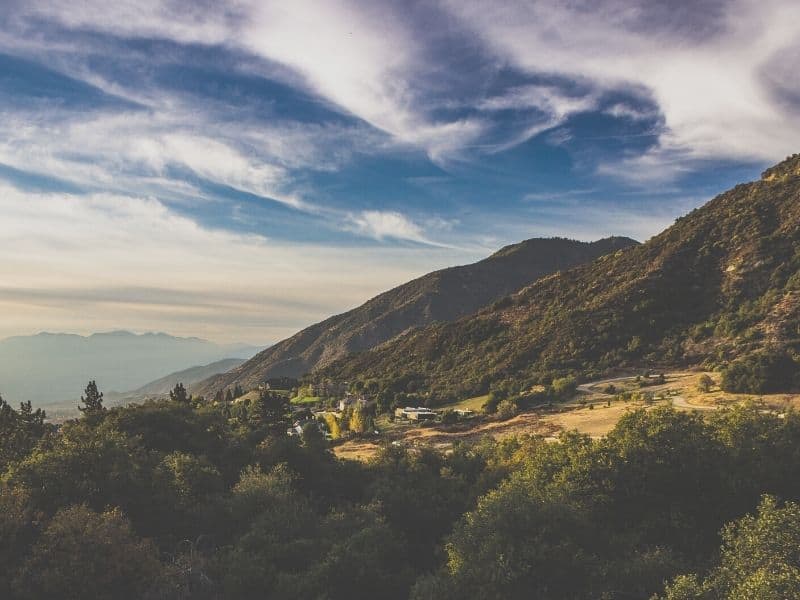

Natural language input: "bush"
[496,399,518,421]
[482,392,502,415]
[440,410,458,425]
[12,505,162,600]
[697,374,714,393]
[552,376,577,399]
[721,351,799,394]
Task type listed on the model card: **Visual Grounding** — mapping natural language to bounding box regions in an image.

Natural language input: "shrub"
[721,351,799,394]
[12,505,162,600]
[697,374,714,393]
[496,399,518,421]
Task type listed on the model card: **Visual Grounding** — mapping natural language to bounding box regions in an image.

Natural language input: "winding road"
[578,375,719,411]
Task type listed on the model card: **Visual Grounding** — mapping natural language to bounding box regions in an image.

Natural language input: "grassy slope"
[323,155,800,398]
[196,236,638,396]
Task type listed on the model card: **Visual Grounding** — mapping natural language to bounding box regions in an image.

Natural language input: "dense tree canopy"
[3,391,800,599]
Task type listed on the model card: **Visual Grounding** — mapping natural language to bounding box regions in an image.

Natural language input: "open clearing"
[333,370,800,461]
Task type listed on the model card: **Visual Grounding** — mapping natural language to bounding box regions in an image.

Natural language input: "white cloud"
[9,0,800,175]
[345,210,450,246]
[0,183,468,342]
[0,109,310,208]
[5,0,492,165]
[444,0,800,168]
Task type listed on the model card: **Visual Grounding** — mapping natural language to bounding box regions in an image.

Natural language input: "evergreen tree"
[248,390,290,434]
[0,396,47,470]
[225,389,234,403]
[169,382,191,404]
[79,380,105,423]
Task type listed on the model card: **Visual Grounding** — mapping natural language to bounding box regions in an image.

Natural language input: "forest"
[3,382,800,599]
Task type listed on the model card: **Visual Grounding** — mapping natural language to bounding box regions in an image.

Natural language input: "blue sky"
[1,0,799,343]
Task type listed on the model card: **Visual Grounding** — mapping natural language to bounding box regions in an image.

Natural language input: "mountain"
[0,331,262,405]
[196,236,638,396]
[322,154,800,399]
[129,358,246,397]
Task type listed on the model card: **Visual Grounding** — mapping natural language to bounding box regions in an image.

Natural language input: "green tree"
[169,382,191,404]
[721,351,799,394]
[698,374,714,393]
[78,380,105,423]
[0,395,48,471]
[301,420,327,452]
[496,398,518,420]
[552,375,578,398]
[661,496,800,599]
[248,390,290,434]
[12,505,163,600]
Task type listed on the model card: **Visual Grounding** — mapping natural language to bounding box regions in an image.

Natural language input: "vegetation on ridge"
[322,155,800,402]
[196,236,637,397]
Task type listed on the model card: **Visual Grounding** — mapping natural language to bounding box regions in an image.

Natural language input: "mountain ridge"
[0,331,263,405]
[130,358,247,397]
[320,154,800,399]
[195,236,638,396]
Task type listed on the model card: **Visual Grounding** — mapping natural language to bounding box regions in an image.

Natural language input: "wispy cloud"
[0,183,466,342]
[445,0,800,169]
[344,210,454,247]
[0,0,795,341]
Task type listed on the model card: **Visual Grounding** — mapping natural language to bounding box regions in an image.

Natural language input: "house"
[394,406,438,421]
[287,416,329,439]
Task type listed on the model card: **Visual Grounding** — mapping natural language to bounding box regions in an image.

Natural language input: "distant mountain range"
[130,358,246,397]
[196,236,638,396]
[0,331,262,405]
[321,154,800,398]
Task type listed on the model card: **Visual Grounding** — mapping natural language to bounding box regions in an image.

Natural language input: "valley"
[333,370,800,461]
[4,6,800,598]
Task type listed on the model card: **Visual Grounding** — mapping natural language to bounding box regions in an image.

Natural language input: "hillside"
[0,331,262,405]
[130,358,246,396]
[196,236,638,396]
[323,154,800,399]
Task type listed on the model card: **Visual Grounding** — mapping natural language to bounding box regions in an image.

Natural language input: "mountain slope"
[323,154,800,399]
[196,236,638,396]
[0,331,262,404]
[130,358,246,396]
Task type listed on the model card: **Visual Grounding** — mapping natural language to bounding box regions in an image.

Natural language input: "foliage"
[169,382,192,404]
[495,398,518,420]
[698,374,715,393]
[198,237,636,397]
[413,405,800,599]
[79,379,105,423]
[323,162,800,399]
[12,505,162,600]
[660,496,800,599]
[6,373,800,598]
[0,395,50,472]
[321,412,341,439]
[721,351,800,393]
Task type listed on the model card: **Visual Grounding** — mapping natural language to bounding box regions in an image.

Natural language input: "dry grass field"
[333,370,800,461]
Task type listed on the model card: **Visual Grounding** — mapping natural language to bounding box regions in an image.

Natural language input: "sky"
[1,0,799,344]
